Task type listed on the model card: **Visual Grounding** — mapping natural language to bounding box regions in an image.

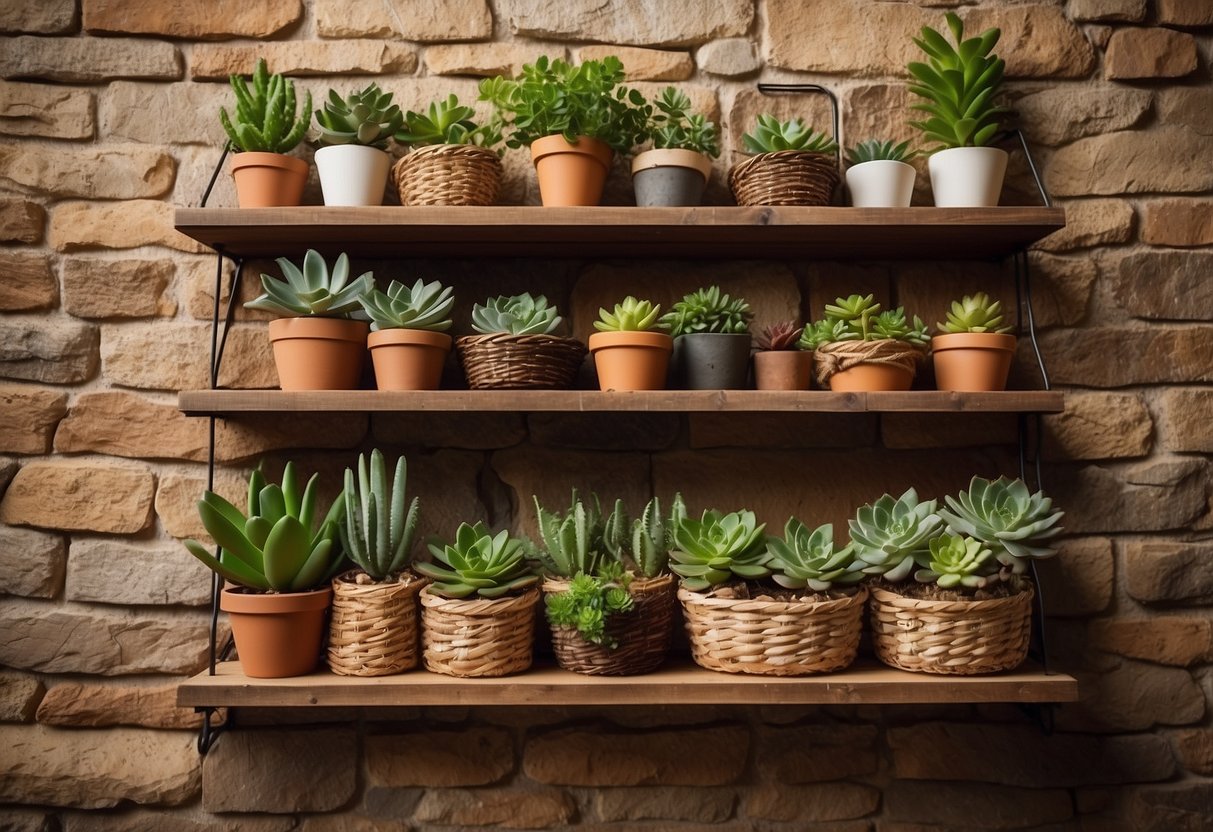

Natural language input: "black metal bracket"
[197,706,231,755]
[755,83,841,161]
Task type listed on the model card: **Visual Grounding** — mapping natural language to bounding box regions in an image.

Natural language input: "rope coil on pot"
[813,339,926,388]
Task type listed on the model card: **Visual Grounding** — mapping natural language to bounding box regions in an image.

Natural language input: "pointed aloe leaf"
[185,539,269,590]
[197,499,264,573]
[262,515,310,590]
[290,538,334,591]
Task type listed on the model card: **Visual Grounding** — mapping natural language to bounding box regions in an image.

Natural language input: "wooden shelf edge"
[177,659,1078,708]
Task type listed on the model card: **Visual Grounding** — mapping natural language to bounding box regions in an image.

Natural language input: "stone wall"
[1,0,1212,829]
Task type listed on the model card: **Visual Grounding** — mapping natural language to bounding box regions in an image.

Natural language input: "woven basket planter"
[544,574,677,676]
[327,571,425,677]
[869,583,1034,675]
[728,150,840,207]
[678,584,867,676]
[456,333,586,390]
[420,586,540,678]
[392,144,502,207]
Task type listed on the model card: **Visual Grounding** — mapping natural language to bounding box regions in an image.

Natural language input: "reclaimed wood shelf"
[178,389,1064,416]
[174,205,1065,260]
[178,659,1078,708]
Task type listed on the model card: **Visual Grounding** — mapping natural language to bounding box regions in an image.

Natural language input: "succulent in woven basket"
[660,285,753,337]
[545,564,635,648]
[314,83,403,149]
[938,475,1064,572]
[360,278,454,332]
[184,463,347,592]
[913,532,1000,589]
[846,139,916,165]
[938,292,1013,334]
[339,449,420,582]
[395,94,503,152]
[670,509,770,591]
[595,296,669,333]
[742,115,838,155]
[532,490,618,579]
[416,522,539,599]
[646,86,720,158]
[603,494,688,579]
[849,488,944,582]
[767,519,864,592]
[220,58,311,154]
[799,294,930,350]
[471,293,563,335]
[245,249,374,319]
[755,321,804,351]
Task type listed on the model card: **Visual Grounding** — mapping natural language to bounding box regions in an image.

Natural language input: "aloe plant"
[938,292,1013,334]
[395,94,503,150]
[767,519,864,591]
[742,115,837,155]
[660,286,752,337]
[849,488,943,582]
[220,58,311,154]
[359,279,455,332]
[603,494,687,579]
[244,249,374,319]
[532,491,619,578]
[938,476,1064,568]
[914,533,998,589]
[315,83,403,149]
[594,296,669,333]
[846,139,915,165]
[669,509,770,591]
[470,293,562,336]
[339,450,419,581]
[416,521,538,599]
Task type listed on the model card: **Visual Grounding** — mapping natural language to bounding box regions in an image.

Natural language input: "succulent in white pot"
[313,83,404,206]
[844,139,917,208]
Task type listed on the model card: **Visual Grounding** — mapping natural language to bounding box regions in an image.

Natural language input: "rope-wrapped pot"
[457,333,586,390]
[678,585,867,676]
[327,571,425,677]
[813,339,926,390]
[728,150,840,207]
[420,586,540,677]
[869,583,1034,675]
[544,574,677,676]
[392,144,502,206]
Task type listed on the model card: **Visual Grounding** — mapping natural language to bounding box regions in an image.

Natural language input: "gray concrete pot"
[679,332,752,389]
[631,148,713,207]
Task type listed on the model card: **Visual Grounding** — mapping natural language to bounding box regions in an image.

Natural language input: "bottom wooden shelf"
[178,659,1077,708]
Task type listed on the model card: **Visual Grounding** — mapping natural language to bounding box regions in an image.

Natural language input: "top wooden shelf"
[174,206,1065,260]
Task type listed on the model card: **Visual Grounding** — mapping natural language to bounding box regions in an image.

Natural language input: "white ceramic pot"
[845,160,916,208]
[315,145,391,206]
[927,146,1008,207]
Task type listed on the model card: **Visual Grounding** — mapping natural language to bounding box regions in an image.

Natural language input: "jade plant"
[184,463,347,592]
[766,519,864,592]
[755,321,804,351]
[604,494,688,579]
[314,83,403,149]
[849,488,944,582]
[742,115,838,155]
[545,565,635,648]
[914,533,999,589]
[646,87,720,158]
[594,297,669,333]
[846,139,916,165]
[416,521,538,599]
[470,293,562,336]
[938,475,1064,570]
[938,292,1013,334]
[220,58,311,154]
[244,249,374,319]
[360,279,455,332]
[660,286,753,338]
[670,509,770,591]
[339,450,419,581]
[799,294,930,350]
[532,491,618,579]
[395,94,503,150]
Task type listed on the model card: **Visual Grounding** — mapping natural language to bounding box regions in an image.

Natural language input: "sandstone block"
[0,455,16,494]
[1158,389,1213,452]
[1116,250,1213,320]
[412,787,574,828]
[577,45,692,81]
[1037,326,1213,386]
[0,252,56,311]
[1042,391,1152,460]
[1159,87,1213,136]
[426,43,566,77]
[0,142,175,200]
[62,257,176,319]
[1142,199,1213,247]
[525,724,748,786]
[35,681,202,729]
[0,0,77,34]
[743,782,879,822]
[101,81,228,146]
[66,538,211,606]
[842,84,917,160]
[965,4,1096,78]
[67,812,296,832]
[1125,540,1213,603]
[1047,127,1213,196]
[881,413,1018,450]
[0,316,99,384]
[1069,0,1146,21]
[0,523,65,600]
[0,599,210,675]
[1061,659,1205,732]
[1090,615,1213,666]
[84,0,301,39]
[1051,459,1206,534]
[0,197,43,243]
[755,723,878,782]
[1034,199,1133,252]
[1015,87,1151,147]
[0,384,66,454]
[1130,783,1213,832]
[50,200,207,253]
[155,468,249,540]
[0,36,181,83]
[595,786,735,823]
[697,38,760,77]
[1034,537,1113,617]
[0,808,53,832]
[190,42,416,81]
[0,80,93,139]
[185,255,273,321]
[0,669,43,722]
[765,0,923,75]
[885,781,1072,827]
[202,727,356,812]
[0,459,154,534]
[501,0,752,46]
[1158,0,1213,26]
[101,322,275,391]
[1175,729,1213,775]
[55,391,210,461]
[295,817,402,832]
[1106,27,1199,79]
[315,0,492,41]
[366,726,513,786]
[215,413,370,463]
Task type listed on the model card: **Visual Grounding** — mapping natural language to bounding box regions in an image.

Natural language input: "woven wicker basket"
[678,584,867,676]
[327,571,424,677]
[420,586,540,677]
[456,333,586,390]
[728,150,840,207]
[544,574,677,676]
[392,144,502,207]
[869,583,1034,675]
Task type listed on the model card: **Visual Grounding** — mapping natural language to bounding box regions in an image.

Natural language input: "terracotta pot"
[368,328,452,391]
[932,332,1018,392]
[753,350,813,390]
[221,585,332,678]
[530,134,613,206]
[631,148,713,207]
[230,152,309,208]
[267,317,369,391]
[828,362,915,392]
[588,330,674,391]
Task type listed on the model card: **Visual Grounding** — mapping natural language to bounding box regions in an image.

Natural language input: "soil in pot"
[231,152,309,208]
[932,332,1017,392]
[588,330,673,391]
[753,350,812,390]
[222,585,332,678]
[268,317,369,391]
[631,148,712,207]
[315,145,391,206]
[368,329,452,391]
[530,134,613,207]
[680,332,752,389]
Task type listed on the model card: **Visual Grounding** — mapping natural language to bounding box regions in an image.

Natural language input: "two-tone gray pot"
[631,148,713,207]
[679,332,752,389]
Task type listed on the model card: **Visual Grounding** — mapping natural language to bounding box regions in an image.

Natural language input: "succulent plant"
[244,249,374,319]
[742,115,838,155]
[646,87,720,158]
[359,279,454,332]
[846,139,916,165]
[849,488,944,582]
[660,285,753,337]
[470,293,562,336]
[908,12,1009,150]
[545,565,635,648]
[395,94,503,150]
[416,521,539,599]
[339,450,419,582]
[184,463,347,593]
[914,533,999,589]
[594,296,669,333]
[767,519,864,592]
[798,294,929,349]
[755,321,804,351]
[938,292,1014,334]
[315,83,403,149]
[532,491,616,578]
[938,476,1064,568]
[670,509,770,591]
[603,494,687,579]
[220,58,312,154]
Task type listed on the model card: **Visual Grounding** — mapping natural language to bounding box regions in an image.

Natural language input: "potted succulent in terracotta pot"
[313,83,403,206]
[479,55,648,206]
[730,115,839,207]
[394,94,504,206]
[588,296,673,391]
[753,321,811,390]
[245,249,374,390]
[662,285,753,390]
[219,58,312,208]
[800,294,930,392]
[360,278,455,391]
[458,292,586,389]
[845,139,917,208]
[933,292,1017,391]
[908,13,1010,207]
[183,463,347,678]
[632,87,720,207]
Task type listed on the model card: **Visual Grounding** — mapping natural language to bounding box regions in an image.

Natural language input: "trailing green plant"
[244,249,374,318]
[908,12,1009,150]
[470,293,562,336]
[938,476,1064,570]
[646,87,720,158]
[767,519,864,592]
[544,564,635,648]
[660,285,753,337]
[594,296,669,333]
[184,463,347,592]
[937,292,1013,334]
[603,494,687,579]
[798,294,930,349]
[742,115,838,155]
[670,509,770,591]
[478,55,648,153]
[314,83,403,149]
[338,450,419,581]
[416,521,539,599]
[849,488,944,582]
[846,139,916,165]
[220,58,311,154]
[395,94,503,151]
[359,279,454,332]
[755,321,804,351]
[914,533,999,589]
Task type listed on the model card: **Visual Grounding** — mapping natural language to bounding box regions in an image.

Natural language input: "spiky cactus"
[604,494,687,579]
[339,450,419,581]
[315,83,403,149]
[220,58,311,154]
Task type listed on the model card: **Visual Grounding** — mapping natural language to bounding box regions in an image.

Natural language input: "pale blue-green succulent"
[849,488,943,582]
[416,521,538,599]
[938,475,1064,571]
[360,279,454,332]
[244,249,373,319]
[767,519,864,591]
[471,293,562,335]
[670,509,769,591]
